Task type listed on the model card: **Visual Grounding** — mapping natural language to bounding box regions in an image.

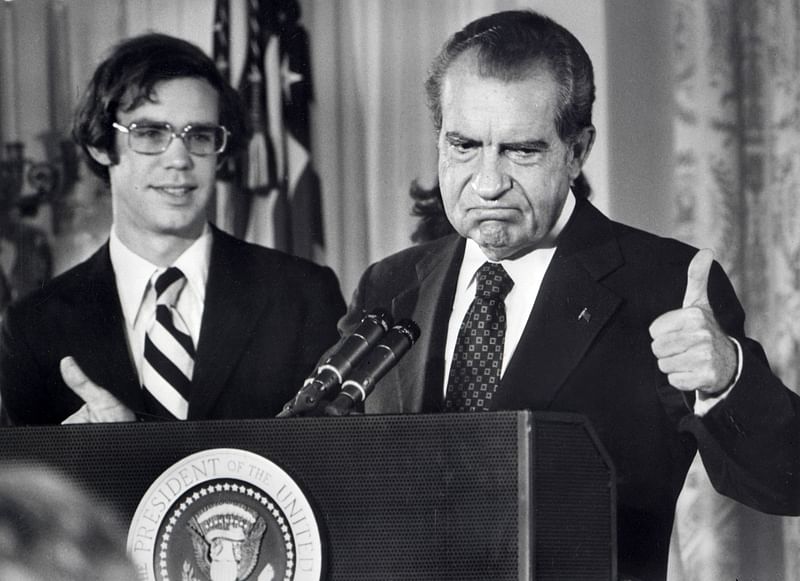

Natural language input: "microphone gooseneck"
[276,308,392,418]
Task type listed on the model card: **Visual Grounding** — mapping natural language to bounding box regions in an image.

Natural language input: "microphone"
[325,319,421,416]
[277,308,392,418]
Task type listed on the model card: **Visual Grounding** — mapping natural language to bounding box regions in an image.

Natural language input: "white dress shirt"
[109,225,211,383]
[444,193,576,390]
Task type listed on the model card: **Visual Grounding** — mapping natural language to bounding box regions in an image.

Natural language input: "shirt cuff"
[693,336,743,417]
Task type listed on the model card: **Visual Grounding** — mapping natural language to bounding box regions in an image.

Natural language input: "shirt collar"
[109,224,212,325]
[461,190,576,287]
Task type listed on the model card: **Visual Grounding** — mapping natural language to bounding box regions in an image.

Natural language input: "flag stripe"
[214,0,323,261]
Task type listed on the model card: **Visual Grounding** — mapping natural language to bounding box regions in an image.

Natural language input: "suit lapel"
[188,230,271,419]
[374,236,463,413]
[65,245,145,412]
[494,200,624,410]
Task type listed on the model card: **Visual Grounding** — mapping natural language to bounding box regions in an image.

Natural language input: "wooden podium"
[0,411,616,580]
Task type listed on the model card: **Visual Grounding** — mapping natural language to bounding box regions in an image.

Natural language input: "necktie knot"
[475,262,513,301]
[153,267,186,308]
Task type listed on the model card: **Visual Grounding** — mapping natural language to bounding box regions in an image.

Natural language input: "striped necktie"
[142,267,194,420]
[445,262,514,412]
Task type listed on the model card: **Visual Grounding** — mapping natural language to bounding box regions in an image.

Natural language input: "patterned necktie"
[445,262,514,412]
[142,267,194,420]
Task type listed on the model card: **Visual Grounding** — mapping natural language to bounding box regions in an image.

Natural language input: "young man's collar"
[109,223,212,325]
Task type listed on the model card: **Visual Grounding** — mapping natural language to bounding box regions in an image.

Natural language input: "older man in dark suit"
[0,33,345,425]
[336,10,800,581]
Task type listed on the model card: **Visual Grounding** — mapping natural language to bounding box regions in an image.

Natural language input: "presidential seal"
[128,449,322,581]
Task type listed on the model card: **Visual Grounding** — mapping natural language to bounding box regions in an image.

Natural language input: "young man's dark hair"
[73,33,246,182]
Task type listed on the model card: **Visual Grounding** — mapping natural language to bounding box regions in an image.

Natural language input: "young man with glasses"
[0,33,346,424]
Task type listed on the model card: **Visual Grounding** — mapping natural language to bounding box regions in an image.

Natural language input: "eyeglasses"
[112,121,229,156]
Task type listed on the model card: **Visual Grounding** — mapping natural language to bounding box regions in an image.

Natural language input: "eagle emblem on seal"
[186,502,273,581]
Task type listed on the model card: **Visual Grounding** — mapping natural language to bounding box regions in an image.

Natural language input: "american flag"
[213,0,324,261]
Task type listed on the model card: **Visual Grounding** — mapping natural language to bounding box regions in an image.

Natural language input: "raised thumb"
[682,248,714,308]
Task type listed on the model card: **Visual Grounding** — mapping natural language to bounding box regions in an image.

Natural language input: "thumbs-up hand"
[60,356,136,424]
[649,249,738,396]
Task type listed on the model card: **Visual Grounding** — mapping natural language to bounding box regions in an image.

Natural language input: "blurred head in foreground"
[0,464,136,581]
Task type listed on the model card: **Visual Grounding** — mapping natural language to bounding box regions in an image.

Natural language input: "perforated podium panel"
[0,411,615,580]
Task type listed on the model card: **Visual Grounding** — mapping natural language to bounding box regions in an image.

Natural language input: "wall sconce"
[0,138,79,234]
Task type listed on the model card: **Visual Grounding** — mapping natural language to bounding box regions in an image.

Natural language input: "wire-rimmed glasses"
[112,121,229,156]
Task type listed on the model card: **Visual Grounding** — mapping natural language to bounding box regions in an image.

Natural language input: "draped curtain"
[669,0,800,579]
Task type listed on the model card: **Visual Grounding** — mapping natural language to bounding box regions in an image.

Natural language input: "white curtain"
[302,0,542,296]
[668,1,800,579]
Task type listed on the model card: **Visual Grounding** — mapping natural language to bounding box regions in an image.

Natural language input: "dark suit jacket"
[0,226,346,425]
[339,198,800,581]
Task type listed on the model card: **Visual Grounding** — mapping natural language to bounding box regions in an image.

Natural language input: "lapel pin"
[578,308,591,323]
